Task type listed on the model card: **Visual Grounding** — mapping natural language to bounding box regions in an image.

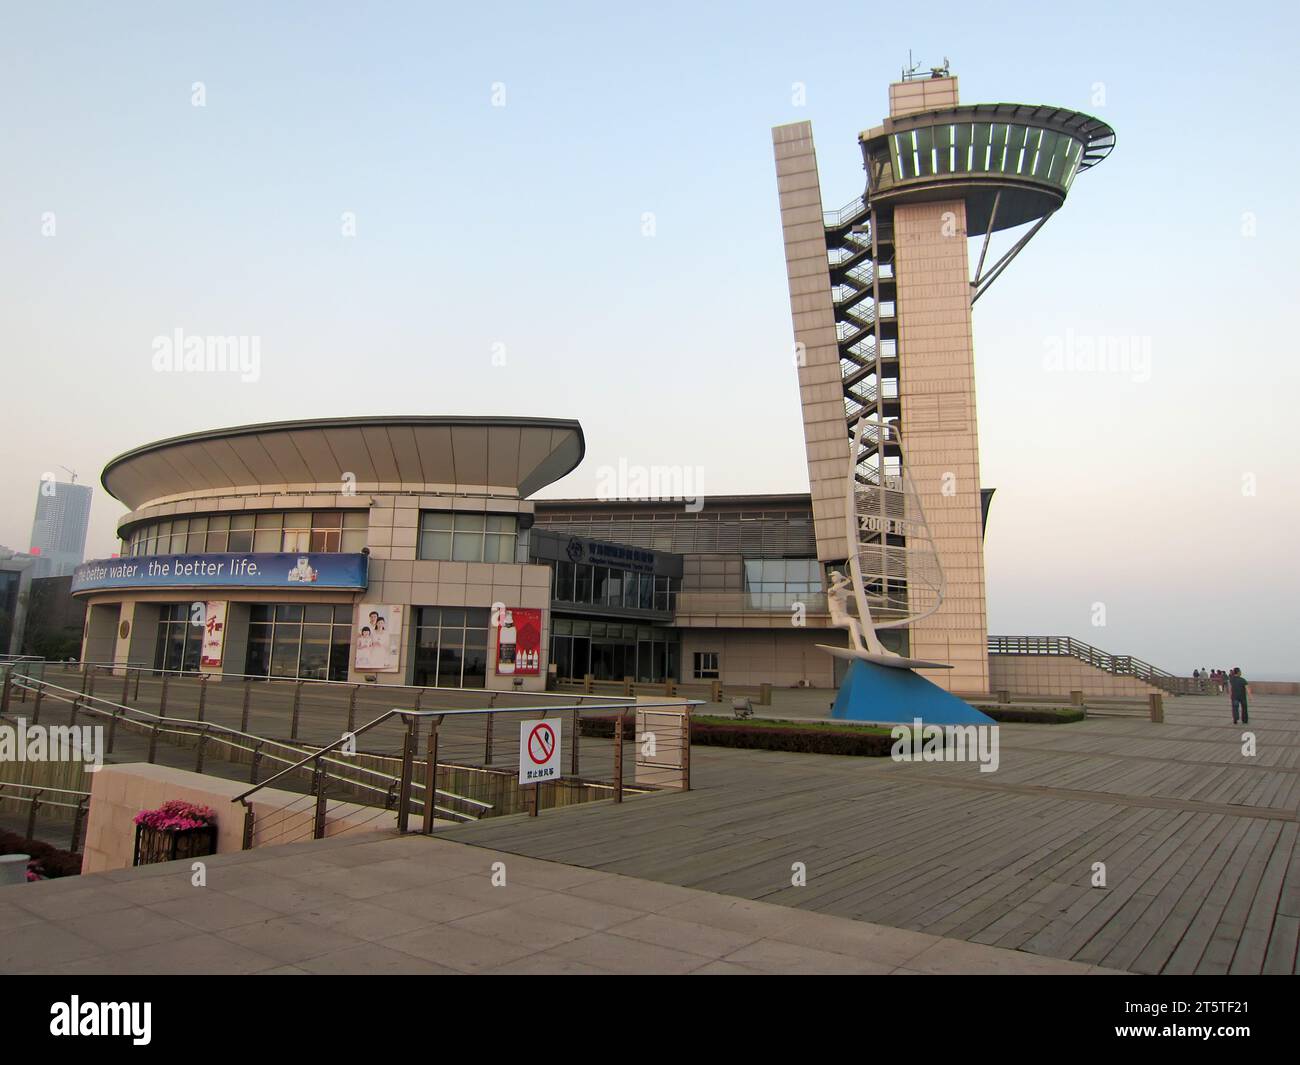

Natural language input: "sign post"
[519,718,561,817]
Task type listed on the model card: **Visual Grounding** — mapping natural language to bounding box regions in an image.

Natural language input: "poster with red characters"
[200,601,226,666]
[496,608,541,676]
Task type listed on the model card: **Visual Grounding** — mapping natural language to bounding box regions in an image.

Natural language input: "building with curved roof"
[73,416,586,692]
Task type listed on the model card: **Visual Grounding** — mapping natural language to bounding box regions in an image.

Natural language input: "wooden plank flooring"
[444,693,1300,974]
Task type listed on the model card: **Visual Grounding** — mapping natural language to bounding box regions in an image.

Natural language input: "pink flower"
[135,799,217,832]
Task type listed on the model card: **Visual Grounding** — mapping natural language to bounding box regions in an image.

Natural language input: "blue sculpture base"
[831,659,993,726]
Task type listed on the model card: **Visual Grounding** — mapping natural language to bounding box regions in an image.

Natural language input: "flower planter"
[132,800,218,866]
[132,824,217,866]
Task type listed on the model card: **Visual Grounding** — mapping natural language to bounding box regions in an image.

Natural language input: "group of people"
[1192,666,1251,725]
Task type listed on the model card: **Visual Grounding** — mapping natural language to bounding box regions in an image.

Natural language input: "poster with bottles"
[495,607,542,676]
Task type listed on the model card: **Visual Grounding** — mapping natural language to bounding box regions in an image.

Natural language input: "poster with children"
[354,603,403,672]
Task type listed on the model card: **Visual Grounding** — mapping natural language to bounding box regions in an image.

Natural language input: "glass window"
[555,561,574,601]
[128,509,376,556]
[693,652,719,680]
[450,514,484,562]
[228,514,254,552]
[245,625,272,677]
[329,626,351,681]
[419,511,516,563]
[186,516,208,553]
[206,515,229,553]
[298,625,330,679]
[253,517,282,552]
[418,513,451,559]
[310,527,340,552]
[575,564,593,603]
[270,629,300,678]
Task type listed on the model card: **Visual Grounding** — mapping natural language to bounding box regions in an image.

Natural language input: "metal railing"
[230,697,699,847]
[2,670,463,816]
[0,782,90,853]
[1,661,700,854]
[675,591,832,617]
[988,635,1197,694]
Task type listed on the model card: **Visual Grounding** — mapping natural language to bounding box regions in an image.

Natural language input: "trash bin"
[0,853,31,886]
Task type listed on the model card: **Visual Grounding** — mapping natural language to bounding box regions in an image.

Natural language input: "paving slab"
[0,832,1108,974]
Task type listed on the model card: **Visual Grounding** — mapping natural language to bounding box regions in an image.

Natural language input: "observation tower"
[773,62,1115,694]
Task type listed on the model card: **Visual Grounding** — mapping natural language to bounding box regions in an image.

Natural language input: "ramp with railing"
[0,658,698,853]
[987,635,1198,694]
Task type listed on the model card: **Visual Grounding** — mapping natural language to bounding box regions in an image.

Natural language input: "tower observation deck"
[772,69,1114,694]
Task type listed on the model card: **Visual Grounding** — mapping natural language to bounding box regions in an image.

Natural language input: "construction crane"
[58,465,78,484]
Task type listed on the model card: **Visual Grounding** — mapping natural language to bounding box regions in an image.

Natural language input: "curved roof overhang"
[860,102,1115,232]
[869,176,1064,232]
[102,415,586,511]
[865,102,1116,170]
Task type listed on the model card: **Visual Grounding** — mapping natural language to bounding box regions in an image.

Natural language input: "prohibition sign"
[527,723,556,765]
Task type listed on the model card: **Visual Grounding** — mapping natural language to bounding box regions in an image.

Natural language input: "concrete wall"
[988,655,1163,699]
[772,120,853,563]
[117,600,161,669]
[893,199,990,696]
[678,628,836,689]
[1248,682,1299,696]
[82,603,120,667]
[888,74,960,117]
[81,762,398,874]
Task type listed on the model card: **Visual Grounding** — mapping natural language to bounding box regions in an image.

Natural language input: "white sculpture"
[817,417,951,670]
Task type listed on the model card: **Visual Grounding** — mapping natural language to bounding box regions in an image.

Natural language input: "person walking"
[1228,667,1250,725]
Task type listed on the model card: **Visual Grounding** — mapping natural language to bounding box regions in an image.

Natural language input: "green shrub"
[977,706,1085,724]
[0,829,83,878]
[579,712,926,757]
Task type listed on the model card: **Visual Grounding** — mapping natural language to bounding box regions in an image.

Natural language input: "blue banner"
[71,552,369,593]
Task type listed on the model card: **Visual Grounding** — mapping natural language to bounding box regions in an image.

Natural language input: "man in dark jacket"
[1228,667,1250,725]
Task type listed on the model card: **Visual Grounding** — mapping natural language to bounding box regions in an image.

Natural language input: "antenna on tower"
[902,52,951,81]
[58,465,78,484]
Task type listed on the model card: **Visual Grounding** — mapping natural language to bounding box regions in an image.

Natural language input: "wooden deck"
[444,693,1300,974]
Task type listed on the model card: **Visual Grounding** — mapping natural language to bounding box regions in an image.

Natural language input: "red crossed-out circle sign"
[527,723,556,765]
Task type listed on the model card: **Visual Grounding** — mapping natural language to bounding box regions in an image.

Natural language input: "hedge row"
[579,713,916,757]
[690,721,905,757]
[977,706,1085,724]
[0,829,83,878]
[578,712,637,739]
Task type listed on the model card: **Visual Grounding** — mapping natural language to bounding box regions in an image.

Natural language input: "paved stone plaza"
[1,689,1294,974]
[446,693,1300,974]
[0,832,1112,974]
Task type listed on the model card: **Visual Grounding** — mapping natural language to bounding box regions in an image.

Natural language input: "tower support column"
[894,199,988,694]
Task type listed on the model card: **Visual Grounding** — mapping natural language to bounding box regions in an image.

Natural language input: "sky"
[1,1,1297,676]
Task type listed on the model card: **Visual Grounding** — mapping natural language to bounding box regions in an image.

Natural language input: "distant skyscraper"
[30,480,93,578]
